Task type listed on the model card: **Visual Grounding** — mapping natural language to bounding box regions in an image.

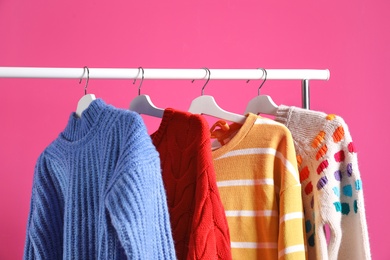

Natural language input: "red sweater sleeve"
[151,109,232,260]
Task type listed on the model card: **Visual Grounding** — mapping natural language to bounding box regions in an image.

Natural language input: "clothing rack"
[0,67,330,109]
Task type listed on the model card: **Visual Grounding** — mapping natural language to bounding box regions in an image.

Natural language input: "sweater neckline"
[58,98,107,147]
[150,108,175,146]
[211,113,258,159]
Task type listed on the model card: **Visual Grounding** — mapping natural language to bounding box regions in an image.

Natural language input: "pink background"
[0,0,388,259]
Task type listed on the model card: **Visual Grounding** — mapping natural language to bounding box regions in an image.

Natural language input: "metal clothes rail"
[0,67,330,109]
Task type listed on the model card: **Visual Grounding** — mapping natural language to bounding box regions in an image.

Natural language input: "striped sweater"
[211,113,306,260]
[24,99,176,260]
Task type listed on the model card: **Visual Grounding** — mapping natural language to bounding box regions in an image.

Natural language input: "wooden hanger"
[188,68,246,124]
[244,68,279,116]
[129,67,164,118]
[76,66,96,117]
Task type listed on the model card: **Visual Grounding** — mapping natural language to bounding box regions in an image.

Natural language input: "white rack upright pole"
[302,79,310,109]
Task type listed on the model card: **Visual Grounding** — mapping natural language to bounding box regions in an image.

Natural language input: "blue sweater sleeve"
[24,153,65,260]
[105,113,176,260]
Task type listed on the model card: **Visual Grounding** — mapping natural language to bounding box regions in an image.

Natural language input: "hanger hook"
[257,68,267,95]
[133,67,144,95]
[201,67,211,95]
[79,66,90,95]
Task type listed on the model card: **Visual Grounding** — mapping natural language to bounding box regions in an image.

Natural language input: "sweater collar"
[211,113,258,159]
[150,108,175,147]
[60,98,107,144]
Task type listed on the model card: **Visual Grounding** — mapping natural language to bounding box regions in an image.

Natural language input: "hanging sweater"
[151,108,232,260]
[211,113,306,260]
[275,106,371,260]
[24,99,176,260]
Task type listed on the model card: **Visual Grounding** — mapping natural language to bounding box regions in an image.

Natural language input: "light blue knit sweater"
[24,99,176,260]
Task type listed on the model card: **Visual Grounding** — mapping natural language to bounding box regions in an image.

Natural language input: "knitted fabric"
[275,105,371,260]
[151,108,232,260]
[24,99,176,260]
[211,113,306,260]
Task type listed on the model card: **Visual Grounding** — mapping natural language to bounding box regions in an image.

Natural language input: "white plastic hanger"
[244,68,279,116]
[244,95,278,115]
[129,67,164,118]
[188,68,246,124]
[76,66,96,118]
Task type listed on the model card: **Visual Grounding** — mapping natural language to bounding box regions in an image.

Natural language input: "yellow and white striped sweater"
[211,113,306,260]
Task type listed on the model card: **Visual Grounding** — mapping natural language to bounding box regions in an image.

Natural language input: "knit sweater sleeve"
[24,151,66,260]
[331,118,371,260]
[186,115,232,260]
[315,115,371,260]
[104,113,176,260]
[275,125,307,260]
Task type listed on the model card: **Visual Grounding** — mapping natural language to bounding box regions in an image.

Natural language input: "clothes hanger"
[129,67,164,118]
[76,66,96,117]
[244,68,279,116]
[188,68,246,124]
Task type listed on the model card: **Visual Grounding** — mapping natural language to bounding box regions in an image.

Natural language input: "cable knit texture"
[275,105,371,260]
[151,108,232,260]
[24,99,176,260]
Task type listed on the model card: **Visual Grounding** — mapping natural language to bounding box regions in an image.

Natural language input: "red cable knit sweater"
[151,108,232,260]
